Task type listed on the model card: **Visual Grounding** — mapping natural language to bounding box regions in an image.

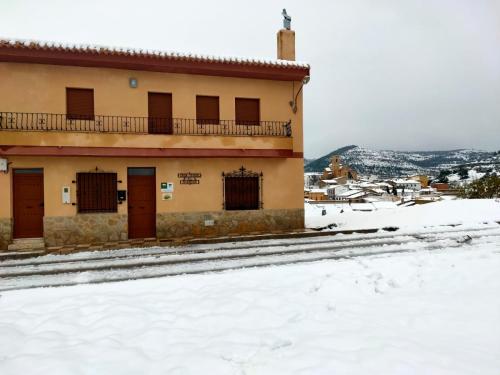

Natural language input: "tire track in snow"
[1,226,499,291]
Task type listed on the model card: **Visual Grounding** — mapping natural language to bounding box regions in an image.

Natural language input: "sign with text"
[178,172,201,185]
[160,182,174,193]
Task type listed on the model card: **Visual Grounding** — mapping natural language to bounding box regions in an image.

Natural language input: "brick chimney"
[277,29,295,61]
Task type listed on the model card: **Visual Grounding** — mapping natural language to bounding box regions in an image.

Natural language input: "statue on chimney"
[282,9,291,30]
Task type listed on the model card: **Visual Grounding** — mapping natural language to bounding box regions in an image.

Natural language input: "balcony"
[0,112,292,137]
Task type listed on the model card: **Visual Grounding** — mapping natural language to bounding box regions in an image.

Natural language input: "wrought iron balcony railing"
[0,112,292,137]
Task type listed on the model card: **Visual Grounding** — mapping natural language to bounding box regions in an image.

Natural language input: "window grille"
[76,172,117,213]
[222,166,263,210]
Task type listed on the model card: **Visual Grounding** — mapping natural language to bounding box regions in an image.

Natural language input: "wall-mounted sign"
[160,182,174,193]
[162,192,173,201]
[178,172,201,185]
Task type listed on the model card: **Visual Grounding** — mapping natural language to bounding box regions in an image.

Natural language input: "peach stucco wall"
[0,61,306,224]
[0,131,293,151]
[0,62,304,152]
[0,156,304,219]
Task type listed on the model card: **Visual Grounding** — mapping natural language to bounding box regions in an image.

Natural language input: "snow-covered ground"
[1,198,500,374]
[1,239,499,374]
[306,198,500,230]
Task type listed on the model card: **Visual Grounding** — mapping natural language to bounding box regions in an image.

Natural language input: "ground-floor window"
[223,167,262,210]
[76,172,117,213]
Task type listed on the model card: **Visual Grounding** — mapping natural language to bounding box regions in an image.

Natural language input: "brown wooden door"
[13,169,44,238]
[148,92,172,134]
[128,168,156,239]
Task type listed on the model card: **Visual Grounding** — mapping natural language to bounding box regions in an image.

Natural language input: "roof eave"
[0,46,310,81]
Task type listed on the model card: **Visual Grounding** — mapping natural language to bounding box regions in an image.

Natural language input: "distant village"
[304,155,451,206]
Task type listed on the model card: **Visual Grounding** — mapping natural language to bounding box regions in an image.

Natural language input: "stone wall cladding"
[44,214,128,247]
[0,218,12,251]
[157,208,304,239]
[41,209,303,247]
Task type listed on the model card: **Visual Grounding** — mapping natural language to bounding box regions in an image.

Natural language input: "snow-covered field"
[306,198,500,230]
[1,199,500,374]
[1,240,500,374]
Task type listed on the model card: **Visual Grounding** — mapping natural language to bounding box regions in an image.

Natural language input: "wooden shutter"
[196,96,220,124]
[224,176,259,210]
[66,88,94,120]
[235,98,260,125]
[148,92,173,134]
[77,172,117,213]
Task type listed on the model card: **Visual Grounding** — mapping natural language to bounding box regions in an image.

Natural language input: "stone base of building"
[157,208,304,239]
[3,209,304,249]
[44,214,128,247]
[0,218,12,250]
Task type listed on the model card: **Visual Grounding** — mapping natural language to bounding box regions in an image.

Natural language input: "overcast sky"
[2,0,499,158]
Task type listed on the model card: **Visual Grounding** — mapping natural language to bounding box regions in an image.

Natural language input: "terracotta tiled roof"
[0,38,310,69]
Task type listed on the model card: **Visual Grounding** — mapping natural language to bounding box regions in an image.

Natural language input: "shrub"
[436,169,451,183]
[458,176,500,199]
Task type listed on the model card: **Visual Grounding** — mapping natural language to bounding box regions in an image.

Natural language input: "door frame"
[12,168,44,239]
[127,167,157,239]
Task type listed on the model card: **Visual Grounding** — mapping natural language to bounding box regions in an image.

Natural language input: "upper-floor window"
[196,95,220,125]
[66,88,94,120]
[235,98,260,125]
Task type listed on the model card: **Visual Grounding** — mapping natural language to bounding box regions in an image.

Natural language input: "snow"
[306,199,500,230]
[1,199,500,374]
[1,239,499,374]
[468,169,486,180]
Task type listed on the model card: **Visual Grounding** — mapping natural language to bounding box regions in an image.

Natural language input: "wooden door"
[148,92,172,134]
[128,168,156,239]
[13,169,44,238]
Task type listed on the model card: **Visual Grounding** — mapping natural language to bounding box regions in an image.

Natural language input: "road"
[1,223,499,291]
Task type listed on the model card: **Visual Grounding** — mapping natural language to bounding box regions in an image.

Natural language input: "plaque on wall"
[178,172,201,185]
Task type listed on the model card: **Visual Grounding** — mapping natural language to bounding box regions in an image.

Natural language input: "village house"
[306,188,328,201]
[392,179,422,192]
[0,23,310,251]
[326,184,349,200]
[408,174,429,187]
[304,172,322,189]
[431,182,450,192]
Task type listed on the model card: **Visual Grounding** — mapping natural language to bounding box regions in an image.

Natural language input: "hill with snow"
[305,145,498,177]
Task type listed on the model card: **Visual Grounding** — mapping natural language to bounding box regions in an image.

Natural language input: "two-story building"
[0,25,310,251]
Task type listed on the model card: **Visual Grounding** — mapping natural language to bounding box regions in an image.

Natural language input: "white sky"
[1,0,499,158]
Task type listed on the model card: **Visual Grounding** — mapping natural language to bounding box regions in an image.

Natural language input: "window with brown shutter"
[223,167,262,211]
[66,88,94,120]
[196,95,220,125]
[235,98,260,125]
[224,177,259,210]
[77,172,117,213]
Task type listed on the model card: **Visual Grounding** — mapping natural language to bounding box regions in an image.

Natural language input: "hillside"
[304,145,497,177]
